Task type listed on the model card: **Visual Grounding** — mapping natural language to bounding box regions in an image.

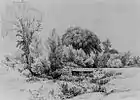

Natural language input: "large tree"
[1,0,43,76]
[9,16,42,76]
[62,26,102,55]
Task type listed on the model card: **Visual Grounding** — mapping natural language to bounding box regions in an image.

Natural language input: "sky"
[0,0,140,59]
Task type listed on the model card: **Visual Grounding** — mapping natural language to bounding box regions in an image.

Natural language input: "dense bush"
[60,82,83,99]
[132,56,140,65]
[62,45,95,68]
[107,58,122,68]
[96,53,110,68]
[63,45,87,67]
[31,56,50,76]
[106,54,122,68]
[120,51,131,66]
[50,70,62,80]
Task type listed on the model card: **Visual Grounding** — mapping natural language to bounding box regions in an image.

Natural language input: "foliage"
[60,82,83,99]
[51,70,62,80]
[96,53,110,68]
[127,56,140,66]
[59,68,122,97]
[60,75,73,82]
[28,68,122,100]
[63,45,88,67]
[102,39,118,54]
[64,62,80,68]
[47,29,64,73]
[63,45,95,67]
[102,38,112,53]
[132,56,140,65]
[62,45,75,63]
[127,57,135,66]
[30,35,44,59]
[84,52,95,67]
[107,54,123,68]
[62,26,102,55]
[120,51,131,66]
[7,16,43,76]
[87,69,122,93]
[109,49,119,54]
[2,2,44,76]
[15,17,42,56]
[31,56,50,76]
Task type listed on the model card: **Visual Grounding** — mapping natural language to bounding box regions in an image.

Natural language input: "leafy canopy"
[62,26,102,55]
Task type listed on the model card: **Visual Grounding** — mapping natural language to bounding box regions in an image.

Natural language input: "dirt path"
[0,66,32,100]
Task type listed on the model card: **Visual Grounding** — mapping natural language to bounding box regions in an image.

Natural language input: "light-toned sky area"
[0,0,140,59]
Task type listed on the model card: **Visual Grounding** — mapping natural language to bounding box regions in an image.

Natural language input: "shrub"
[84,52,95,67]
[106,54,123,68]
[96,53,110,68]
[60,82,83,99]
[31,56,50,76]
[63,45,87,67]
[60,74,85,82]
[31,58,45,75]
[62,45,95,68]
[132,56,140,65]
[87,69,122,93]
[107,58,122,68]
[60,75,73,82]
[61,66,72,76]
[51,70,62,80]
[127,57,135,66]
[120,51,131,66]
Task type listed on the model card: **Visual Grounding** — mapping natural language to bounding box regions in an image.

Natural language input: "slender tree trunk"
[26,53,39,76]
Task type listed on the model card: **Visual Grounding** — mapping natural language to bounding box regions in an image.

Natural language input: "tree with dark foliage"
[62,26,102,55]
[47,29,63,79]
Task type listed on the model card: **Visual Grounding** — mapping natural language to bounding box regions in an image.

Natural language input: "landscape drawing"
[0,0,140,100]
